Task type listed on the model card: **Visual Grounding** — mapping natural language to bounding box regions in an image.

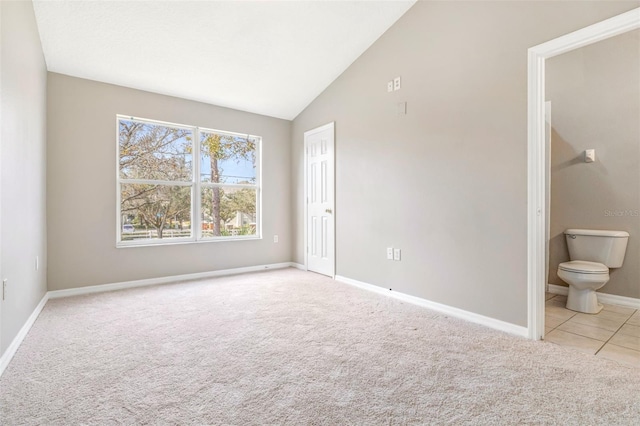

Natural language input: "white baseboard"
[290,262,306,271]
[1,262,297,378]
[48,262,295,299]
[335,275,529,338]
[547,284,569,296]
[548,283,640,309]
[0,292,49,377]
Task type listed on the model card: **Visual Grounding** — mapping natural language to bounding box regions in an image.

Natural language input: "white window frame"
[116,115,262,247]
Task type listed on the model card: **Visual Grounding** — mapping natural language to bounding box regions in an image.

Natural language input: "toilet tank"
[565,229,629,268]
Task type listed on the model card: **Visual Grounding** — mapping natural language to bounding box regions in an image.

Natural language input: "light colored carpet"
[0,268,638,425]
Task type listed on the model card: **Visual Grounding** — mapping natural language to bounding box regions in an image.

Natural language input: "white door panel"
[305,123,335,277]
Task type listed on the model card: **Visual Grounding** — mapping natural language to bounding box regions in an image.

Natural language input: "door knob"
[325,208,332,214]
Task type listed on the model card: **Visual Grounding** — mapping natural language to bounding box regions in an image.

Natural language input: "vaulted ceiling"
[33,0,416,120]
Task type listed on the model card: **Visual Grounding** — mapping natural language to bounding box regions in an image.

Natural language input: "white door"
[305,122,335,277]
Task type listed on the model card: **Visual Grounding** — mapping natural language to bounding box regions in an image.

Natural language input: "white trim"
[119,179,193,186]
[303,136,307,271]
[48,262,295,299]
[117,114,193,132]
[597,293,640,309]
[290,262,306,270]
[548,284,640,309]
[194,126,202,240]
[547,284,569,296]
[0,2,3,357]
[336,275,528,338]
[116,235,261,248]
[116,116,123,244]
[529,9,640,60]
[200,182,258,189]
[0,293,49,377]
[197,125,261,141]
[527,8,640,341]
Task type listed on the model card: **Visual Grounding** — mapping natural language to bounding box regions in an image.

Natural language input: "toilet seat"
[558,261,608,274]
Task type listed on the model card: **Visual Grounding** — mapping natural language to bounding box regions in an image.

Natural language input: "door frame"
[527,8,640,340]
[303,122,336,277]
[0,3,3,351]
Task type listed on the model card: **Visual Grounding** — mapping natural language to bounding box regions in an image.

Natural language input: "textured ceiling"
[33,0,416,120]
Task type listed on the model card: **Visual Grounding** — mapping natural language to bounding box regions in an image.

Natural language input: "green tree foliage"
[221,188,256,223]
[201,187,256,235]
[121,185,191,239]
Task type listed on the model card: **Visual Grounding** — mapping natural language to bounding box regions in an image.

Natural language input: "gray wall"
[47,74,291,290]
[547,30,640,299]
[0,1,48,355]
[291,1,638,327]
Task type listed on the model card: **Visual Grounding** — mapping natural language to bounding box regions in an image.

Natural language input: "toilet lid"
[558,261,608,274]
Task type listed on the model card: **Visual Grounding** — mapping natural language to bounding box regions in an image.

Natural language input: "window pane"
[201,187,257,237]
[200,131,257,184]
[120,184,192,241]
[119,119,193,181]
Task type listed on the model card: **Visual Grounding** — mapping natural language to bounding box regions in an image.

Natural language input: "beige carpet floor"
[0,268,639,425]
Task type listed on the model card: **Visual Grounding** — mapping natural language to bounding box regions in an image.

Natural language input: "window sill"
[116,235,262,249]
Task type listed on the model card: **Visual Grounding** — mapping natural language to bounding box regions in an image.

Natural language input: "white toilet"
[557,229,629,314]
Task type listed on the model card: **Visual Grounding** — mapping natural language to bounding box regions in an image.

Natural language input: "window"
[117,115,260,246]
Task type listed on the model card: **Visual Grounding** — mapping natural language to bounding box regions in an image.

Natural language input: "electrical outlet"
[273,235,279,243]
[393,76,401,91]
[35,256,39,271]
[3,279,7,301]
[393,248,401,261]
[386,247,394,260]
[387,81,393,92]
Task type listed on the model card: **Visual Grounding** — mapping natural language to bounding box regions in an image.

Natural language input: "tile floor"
[545,292,640,368]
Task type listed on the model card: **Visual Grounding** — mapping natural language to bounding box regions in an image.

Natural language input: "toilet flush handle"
[568,234,577,239]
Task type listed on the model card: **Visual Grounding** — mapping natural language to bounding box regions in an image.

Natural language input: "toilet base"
[566,286,603,314]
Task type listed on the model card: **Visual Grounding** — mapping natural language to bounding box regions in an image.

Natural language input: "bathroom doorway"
[527,8,640,341]
[540,29,640,364]
[545,30,640,303]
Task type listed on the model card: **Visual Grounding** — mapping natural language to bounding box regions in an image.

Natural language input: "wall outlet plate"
[386,247,394,260]
[387,81,393,92]
[393,76,401,91]
[393,248,401,261]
